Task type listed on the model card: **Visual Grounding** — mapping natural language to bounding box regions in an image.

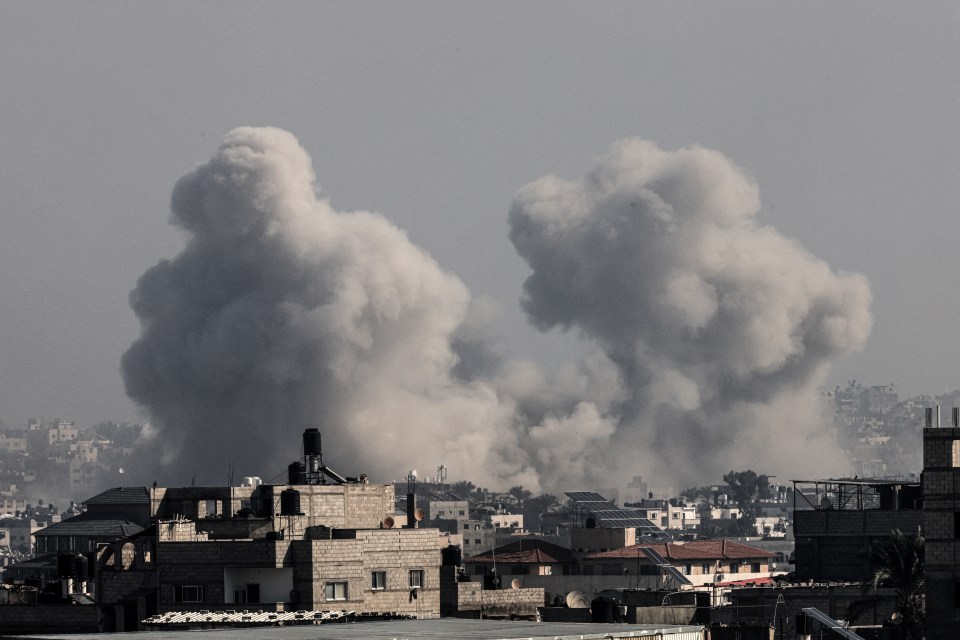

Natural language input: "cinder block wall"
[924,426,960,639]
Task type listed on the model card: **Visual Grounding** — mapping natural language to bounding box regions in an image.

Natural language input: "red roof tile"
[586,539,775,561]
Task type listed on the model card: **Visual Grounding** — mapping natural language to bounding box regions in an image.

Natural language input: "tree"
[522,493,561,533]
[508,485,532,507]
[451,480,476,501]
[722,470,768,511]
[849,528,925,639]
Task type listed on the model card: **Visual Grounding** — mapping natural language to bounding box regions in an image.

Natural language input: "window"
[751,563,761,573]
[729,563,739,573]
[702,562,711,574]
[463,523,469,530]
[371,571,386,590]
[325,582,348,601]
[459,510,465,516]
[175,585,204,603]
[684,564,692,574]
[409,569,424,589]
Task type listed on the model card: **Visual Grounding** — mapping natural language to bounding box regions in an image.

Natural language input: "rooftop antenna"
[436,464,447,487]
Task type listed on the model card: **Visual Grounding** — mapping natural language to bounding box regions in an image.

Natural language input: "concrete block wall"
[304,528,440,616]
[455,583,544,618]
[924,426,960,639]
[263,483,394,537]
[727,585,896,637]
[0,604,101,634]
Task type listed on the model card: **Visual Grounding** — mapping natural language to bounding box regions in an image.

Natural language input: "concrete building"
[583,540,776,588]
[792,478,921,582]
[923,416,960,637]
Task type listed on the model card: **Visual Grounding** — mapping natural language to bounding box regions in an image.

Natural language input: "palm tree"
[508,485,532,508]
[451,480,476,501]
[849,528,924,640]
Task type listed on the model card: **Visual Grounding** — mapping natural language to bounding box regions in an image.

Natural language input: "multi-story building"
[923,413,960,637]
[792,478,921,582]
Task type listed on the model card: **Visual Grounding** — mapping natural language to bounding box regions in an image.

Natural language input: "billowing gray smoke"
[509,138,872,485]
[122,128,871,490]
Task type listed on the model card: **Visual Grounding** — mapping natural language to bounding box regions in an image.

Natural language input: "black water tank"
[57,553,77,578]
[75,554,89,582]
[280,488,302,516]
[288,461,306,485]
[441,545,462,566]
[591,597,615,623]
[483,572,502,590]
[303,428,322,456]
[585,516,597,529]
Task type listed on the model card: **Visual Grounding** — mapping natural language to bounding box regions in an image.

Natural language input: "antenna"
[436,464,447,486]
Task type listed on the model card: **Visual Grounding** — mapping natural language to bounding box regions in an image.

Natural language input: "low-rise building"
[583,539,776,587]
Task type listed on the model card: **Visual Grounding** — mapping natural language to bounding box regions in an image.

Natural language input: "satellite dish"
[511,578,521,590]
[382,516,395,529]
[118,468,124,475]
[414,508,425,522]
[566,591,589,608]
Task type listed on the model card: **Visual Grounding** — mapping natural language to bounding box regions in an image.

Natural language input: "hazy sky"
[2,2,959,430]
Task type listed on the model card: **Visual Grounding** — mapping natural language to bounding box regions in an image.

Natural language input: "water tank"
[483,572,502,590]
[57,553,77,578]
[75,554,89,582]
[441,545,462,566]
[585,516,597,529]
[303,428,323,456]
[288,461,306,485]
[280,488,302,516]
[591,597,616,623]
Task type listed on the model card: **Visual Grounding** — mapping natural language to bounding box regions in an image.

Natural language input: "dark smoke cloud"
[122,129,870,491]
[509,138,872,485]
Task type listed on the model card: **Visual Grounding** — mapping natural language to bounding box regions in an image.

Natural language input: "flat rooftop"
[17,619,704,640]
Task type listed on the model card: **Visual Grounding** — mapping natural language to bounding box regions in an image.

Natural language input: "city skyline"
[2,4,959,488]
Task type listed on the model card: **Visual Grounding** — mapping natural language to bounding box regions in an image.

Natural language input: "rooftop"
[466,538,573,564]
[34,512,144,539]
[587,539,776,561]
[26,618,704,640]
[83,486,150,506]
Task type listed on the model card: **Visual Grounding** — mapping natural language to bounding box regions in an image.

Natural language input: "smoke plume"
[122,128,870,491]
[509,138,872,485]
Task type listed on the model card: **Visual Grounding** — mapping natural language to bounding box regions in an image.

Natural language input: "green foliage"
[722,469,769,522]
[849,528,925,640]
[508,485,532,506]
[451,480,476,501]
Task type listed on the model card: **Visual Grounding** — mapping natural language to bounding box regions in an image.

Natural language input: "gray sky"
[2,2,959,429]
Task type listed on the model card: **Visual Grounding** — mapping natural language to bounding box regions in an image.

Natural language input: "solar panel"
[565,491,609,503]
[801,608,864,640]
[640,547,668,565]
[662,565,692,586]
[565,491,666,538]
[639,547,691,586]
